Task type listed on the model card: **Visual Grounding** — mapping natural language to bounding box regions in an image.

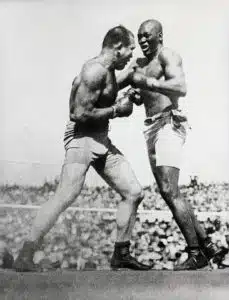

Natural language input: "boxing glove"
[124,87,143,106]
[112,96,133,118]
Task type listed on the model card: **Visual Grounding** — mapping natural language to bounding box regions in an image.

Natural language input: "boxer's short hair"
[102,25,133,48]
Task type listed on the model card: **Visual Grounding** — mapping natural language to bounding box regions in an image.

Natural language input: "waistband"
[144,109,188,126]
[144,111,171,126]
[64,120,109,137]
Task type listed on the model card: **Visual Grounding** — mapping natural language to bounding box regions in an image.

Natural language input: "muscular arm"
[69,76,80,115]
[131,48,187,98]
[117,60,144,106]
[116,60,138,90]
[70,63,114,123]
[116,67,134,90]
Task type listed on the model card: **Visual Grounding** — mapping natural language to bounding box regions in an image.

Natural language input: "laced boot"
[110,241,152,271]
[174,248,208,271]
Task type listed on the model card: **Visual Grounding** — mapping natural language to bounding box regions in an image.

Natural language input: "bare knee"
[159,182,188,216]
[54,180,84,211]
[159,180,179,204]
[125,186,144,208]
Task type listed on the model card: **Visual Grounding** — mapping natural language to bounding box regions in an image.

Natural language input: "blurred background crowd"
[0,177,229,270]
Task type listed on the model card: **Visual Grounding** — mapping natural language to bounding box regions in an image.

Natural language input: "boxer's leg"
[93,141,151,270]
[14,146,91,272]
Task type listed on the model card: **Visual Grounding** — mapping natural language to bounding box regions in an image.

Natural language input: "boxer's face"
[115,36,135,70]
[138,23,160,56]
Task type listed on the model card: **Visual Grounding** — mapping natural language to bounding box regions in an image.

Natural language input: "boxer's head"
[102,25,135,70]
[138,19,163,57]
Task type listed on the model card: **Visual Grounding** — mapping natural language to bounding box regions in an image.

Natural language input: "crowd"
[1,180,229,212]
[0,180,229,270]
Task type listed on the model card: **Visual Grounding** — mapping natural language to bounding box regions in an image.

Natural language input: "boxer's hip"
[143,109,188,146]
[64,120,110,156]
[143,109,188,169]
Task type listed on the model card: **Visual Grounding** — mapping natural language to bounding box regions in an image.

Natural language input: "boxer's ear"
[114,42,123,57]
[158,32,163,43]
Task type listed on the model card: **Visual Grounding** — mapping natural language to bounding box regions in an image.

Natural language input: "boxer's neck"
[99,49,116,70]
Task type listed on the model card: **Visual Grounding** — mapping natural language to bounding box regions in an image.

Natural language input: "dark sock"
[114,241,130,247]
[20,241,37,260]
[189,246,201,256]
[203,237,212,248]
[198,236,211,248]
[114,241,130,256]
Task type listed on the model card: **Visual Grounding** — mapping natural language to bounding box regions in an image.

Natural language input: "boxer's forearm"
[131,72,187,97]
[117,68,133,90]
[147,77,187,97]
[70,107,114,122]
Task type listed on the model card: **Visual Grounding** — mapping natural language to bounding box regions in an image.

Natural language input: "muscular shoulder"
[127,57,148,70]
[81,60,107,89]
[159,47,183,66]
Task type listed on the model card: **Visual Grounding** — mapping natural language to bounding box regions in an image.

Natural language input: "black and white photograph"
[1,0,229,299]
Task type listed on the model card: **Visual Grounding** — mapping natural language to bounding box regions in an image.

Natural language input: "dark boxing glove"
[124,87,143,106]
[112,96,133,118]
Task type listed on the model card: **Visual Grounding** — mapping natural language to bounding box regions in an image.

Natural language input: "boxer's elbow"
[179,87,187,97]
[178,81,187,97]
[70,112,77,122]
[70,110,90,123]
[181,85,187,97]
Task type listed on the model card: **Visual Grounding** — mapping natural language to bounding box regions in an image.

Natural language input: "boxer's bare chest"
[135,56,172,116]
[136,57,164,79]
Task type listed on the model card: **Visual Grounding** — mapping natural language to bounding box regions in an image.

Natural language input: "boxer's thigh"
[154,123,186,169]
[93,142,142,199]
[57,147,92,198]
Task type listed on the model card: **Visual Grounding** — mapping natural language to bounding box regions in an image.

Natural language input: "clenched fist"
[112,96,133,118]
[124,87,143,106]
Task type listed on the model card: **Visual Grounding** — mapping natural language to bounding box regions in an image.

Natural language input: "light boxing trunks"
[143,109,188,169]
